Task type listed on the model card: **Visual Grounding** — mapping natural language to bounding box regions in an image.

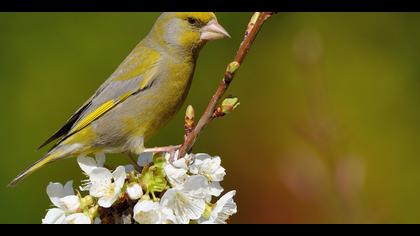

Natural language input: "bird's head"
[150,12,230,55]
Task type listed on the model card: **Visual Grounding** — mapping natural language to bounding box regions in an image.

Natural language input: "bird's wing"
[38,46,161,149]
[37,100,92,149]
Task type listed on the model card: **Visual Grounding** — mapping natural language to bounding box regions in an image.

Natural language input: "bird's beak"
[200,19,231,41]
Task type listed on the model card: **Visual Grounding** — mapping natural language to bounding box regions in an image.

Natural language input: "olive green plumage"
[9,12,230,186]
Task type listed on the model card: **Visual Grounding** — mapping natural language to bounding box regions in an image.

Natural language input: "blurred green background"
[1,12,420,223]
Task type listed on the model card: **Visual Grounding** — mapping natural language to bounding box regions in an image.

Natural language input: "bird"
[9,12,230,186]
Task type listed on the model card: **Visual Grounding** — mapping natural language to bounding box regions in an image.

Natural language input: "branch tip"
[177,12,275,158]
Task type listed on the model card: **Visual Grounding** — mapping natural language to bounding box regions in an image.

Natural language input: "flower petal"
[172,157,188,170]
[95,153,106,167]
[98,195,118,208]
[160,188,205,224]
[199,220,215,224]
[65,213,91,224]
[112,166,126,190]
[189,154,225,181]
[60,195,80,212]
[89,167,112,184]
[194,153,212,161]
[42,208,66,224]
[164,163,188,187]
[161,207,177,224]
[209,190,237,224]
[126,183,143,200]
[160,188,176,207]
[46,182,66,208]
[77,156,99,175]
[89,168,112,198]
[89,184,108,198]
[208,181,224,197]
[179,197,205,222]
[137,152,153,167]
[63,180,75,196]
[133,200,161,224]
[212,166,226,182]
[183,175,209,198]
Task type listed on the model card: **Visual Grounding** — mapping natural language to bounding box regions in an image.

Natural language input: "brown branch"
[143,145,181,153]
[177,12,275,158]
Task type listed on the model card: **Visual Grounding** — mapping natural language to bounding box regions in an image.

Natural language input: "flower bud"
[221,97,240,114]
[127,182,143,200]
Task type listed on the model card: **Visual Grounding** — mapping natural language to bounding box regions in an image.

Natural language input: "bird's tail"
[8,150,64,187]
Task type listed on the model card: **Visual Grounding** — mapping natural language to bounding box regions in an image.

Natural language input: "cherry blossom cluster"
[42,152,237,224]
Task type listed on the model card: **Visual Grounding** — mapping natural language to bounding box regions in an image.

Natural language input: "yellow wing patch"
[68,67,159,135]
[71,100,115,132]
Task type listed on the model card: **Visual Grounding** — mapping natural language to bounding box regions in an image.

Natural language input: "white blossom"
[126,182,143,200]
[60,195,81,212]
[46,181,74,207]
[46,181,80,213]
[164,158,189,187]
[77,153,106,175]
[65,213,91,224]
[164,151,195,168]
[42,151,237,224]
[200,190,237,224]
[133,200,176,224]
[89,166,126,208]
[160,175,209,224]
[208,181,224,198]
[42,208,66,224]
[189,153,226,182]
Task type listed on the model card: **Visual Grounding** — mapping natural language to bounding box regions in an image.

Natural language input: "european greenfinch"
[10,12,230,186]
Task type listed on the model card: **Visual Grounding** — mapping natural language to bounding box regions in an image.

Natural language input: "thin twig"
[143,145,181,153]
[177,12,275,158]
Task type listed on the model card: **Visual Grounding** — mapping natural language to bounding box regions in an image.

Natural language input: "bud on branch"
[178,12,275,158]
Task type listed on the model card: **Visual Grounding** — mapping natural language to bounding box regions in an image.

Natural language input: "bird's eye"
[187,17,198,25]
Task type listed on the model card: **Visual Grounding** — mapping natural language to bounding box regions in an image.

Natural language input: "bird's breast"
[122,59,196,141]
